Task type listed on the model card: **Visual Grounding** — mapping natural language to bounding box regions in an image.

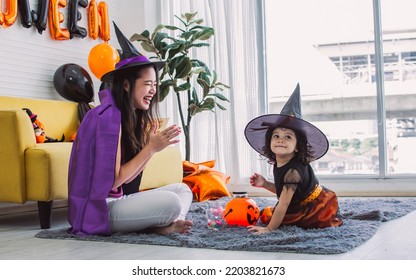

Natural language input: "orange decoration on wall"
[88,0,99,39]
[0,0,18,28]
[49,0,70,40]
[98,1,110,42]
[88,42,120,79]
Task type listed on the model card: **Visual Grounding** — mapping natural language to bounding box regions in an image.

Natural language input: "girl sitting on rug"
[244,84,342,235]
[67,23,193,236]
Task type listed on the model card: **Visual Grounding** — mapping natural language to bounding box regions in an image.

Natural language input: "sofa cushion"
[140,146,183,191]
[25,143,73,201]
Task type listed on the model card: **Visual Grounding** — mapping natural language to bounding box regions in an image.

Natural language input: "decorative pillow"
[182,160,231,202]
[140,146,183,191]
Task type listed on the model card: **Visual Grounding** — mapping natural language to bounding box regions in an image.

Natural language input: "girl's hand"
[148,123,181,153]
[249,172,266,188]
[247,225,272,235]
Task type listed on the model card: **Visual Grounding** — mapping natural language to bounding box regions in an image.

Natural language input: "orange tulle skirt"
[264,187,343,229]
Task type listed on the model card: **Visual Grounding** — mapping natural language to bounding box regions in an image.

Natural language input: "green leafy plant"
[130,12,230,161]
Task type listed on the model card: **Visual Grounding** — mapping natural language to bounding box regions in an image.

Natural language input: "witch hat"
[101,22,165,83]
[244,83,329,161]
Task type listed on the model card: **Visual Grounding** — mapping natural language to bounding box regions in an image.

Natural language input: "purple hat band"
[116,56,151,69]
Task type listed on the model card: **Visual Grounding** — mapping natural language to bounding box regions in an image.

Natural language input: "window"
[264,0,416,176]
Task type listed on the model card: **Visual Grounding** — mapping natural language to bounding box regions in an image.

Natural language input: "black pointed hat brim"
[244,114,329,161]
[100,58,165,83]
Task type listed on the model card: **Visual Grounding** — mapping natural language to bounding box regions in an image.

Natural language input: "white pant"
[106,183,193,233]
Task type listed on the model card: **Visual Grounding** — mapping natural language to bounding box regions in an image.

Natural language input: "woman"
[67,23,193,236]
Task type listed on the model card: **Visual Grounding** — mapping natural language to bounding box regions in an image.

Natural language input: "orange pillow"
[182,160,231,202]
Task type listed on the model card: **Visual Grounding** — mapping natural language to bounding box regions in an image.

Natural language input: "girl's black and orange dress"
[268,157,343,229]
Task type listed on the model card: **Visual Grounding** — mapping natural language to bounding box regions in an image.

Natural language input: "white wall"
[0,0,158,104]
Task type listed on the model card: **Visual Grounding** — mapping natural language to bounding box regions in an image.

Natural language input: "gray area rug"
[35,197,416,254]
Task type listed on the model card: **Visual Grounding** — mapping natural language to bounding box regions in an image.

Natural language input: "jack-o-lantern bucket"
[222,197,260,226]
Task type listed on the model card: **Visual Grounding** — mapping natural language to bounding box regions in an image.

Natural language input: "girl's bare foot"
[153,220,194,235]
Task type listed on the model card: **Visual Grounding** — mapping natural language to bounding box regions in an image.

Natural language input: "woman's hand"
[148,123,181,153]
[249,172,266,188]
[247,225,272,235]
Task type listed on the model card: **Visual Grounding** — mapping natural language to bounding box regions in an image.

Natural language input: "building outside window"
[264,0,416,176]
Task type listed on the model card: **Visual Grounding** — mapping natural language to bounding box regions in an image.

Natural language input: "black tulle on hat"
[101,22,165,83]
[244,83,329,161]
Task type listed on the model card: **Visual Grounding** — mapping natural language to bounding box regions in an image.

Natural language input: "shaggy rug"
[35,197,416,255]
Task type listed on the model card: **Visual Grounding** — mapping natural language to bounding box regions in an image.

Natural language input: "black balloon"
[19,0,33,28]
[53,63,94,103]
[68,0,88,39]
[31,0,49,34]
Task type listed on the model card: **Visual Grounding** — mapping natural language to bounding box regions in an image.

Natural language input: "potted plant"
[130,12,230,161]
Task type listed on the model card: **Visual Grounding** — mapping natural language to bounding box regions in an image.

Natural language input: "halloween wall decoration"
[97,1,109,42]
[48,0,70,40]
[68,0,88,39]
[87,0,109,41]
[2,0,111,41]
[0,0,18,27]
[32,0,48,34]
[222,197,260,227]
[88,0,99,39]
[18,0,32,28]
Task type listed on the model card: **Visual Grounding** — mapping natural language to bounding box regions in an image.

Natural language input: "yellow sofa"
[0,96,183,229]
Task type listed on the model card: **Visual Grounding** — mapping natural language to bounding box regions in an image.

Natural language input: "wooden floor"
[1,198,416,260]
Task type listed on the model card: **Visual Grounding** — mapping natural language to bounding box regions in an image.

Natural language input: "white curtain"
[156,0,269,188]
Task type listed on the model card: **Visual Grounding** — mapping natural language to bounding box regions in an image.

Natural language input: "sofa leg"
[37,201,53,229]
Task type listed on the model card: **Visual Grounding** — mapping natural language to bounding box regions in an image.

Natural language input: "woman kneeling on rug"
[244,84,342,235]
[67,23,193,236]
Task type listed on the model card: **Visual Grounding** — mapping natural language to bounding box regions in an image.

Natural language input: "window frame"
[260,0,416,195]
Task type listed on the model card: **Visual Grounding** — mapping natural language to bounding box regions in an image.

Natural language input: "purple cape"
[67,89,121,235]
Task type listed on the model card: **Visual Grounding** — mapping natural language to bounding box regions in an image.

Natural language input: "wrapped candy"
[206,204,225,230]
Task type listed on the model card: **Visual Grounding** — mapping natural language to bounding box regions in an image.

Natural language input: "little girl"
[244,84,342,234]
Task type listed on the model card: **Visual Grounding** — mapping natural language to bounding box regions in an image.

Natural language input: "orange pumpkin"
[222,197,260,226]
[260,206,274,225]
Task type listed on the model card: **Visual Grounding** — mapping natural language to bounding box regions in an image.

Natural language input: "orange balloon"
[88,43,120,80]
[0,0,18,27]
[98,1,110,42]
[48,0,70,40]
[88,0,99,40]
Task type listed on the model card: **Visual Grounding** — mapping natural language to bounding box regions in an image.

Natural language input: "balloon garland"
[0,0,18,28]
[1,0,111,42]
[48,0,70,40]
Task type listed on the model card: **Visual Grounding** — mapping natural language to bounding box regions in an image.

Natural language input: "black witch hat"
[101,22,165,83]
[244,83,329,161]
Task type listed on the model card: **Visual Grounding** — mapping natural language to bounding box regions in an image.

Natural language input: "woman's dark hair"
[262,126,313,164]
[111,65,160,163]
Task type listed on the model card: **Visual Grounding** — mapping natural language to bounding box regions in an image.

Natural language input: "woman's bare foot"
[153,220,194,235]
